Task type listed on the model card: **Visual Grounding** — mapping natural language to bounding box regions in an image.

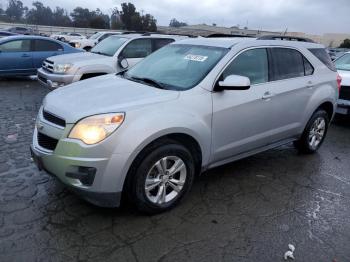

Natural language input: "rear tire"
[127,140,195,214]
[294,109,329,154]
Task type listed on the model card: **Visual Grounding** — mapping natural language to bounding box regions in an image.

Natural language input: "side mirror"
[118,57,129,69]
[216,75,251,91]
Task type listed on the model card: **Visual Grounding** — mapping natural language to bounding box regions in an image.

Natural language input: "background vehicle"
[37,33,187,88]
[4,26,35,35]
[69,31,123,51]
[31,37,338,213]
[0,31,17,38]
[334,52,350,115]
[328,48,349,61]
[50,32,86,42]
[0,35,83,76]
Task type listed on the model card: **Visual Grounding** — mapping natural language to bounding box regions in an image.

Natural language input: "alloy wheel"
[144,156,187,205]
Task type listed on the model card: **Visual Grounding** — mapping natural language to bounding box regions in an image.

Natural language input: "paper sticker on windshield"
[184,54,208,62]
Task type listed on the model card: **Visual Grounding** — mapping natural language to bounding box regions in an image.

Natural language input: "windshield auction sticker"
[184,54,208,62]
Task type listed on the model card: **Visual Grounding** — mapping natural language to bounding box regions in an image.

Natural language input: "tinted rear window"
[34,40,62,51]
[270,48,305,81]
[309,48,336,71]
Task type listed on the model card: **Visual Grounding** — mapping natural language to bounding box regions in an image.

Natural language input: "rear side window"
[34,40,62,51]
[270,48,305,81]
[222,48,269,85]
[153,38,175,52]
[309,48,336,71]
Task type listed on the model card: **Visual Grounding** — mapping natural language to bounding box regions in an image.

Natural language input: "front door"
[211,48,276,163]
[120,38,153,67]
[0,39,33,75]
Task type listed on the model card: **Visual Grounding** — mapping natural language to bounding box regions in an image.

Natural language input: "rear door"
[120,38,153,67]
[0,39,34,75]
[32,39,64,69]
[265,47,315,141]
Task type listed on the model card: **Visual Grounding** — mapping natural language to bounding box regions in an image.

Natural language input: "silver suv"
[31,37,339,213]
[37,34,186,89]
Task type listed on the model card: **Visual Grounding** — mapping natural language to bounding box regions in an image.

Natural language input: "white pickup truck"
[37,34,187,89]
[69,31,124,51]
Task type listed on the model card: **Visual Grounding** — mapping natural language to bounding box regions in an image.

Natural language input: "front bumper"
[336,99,350,115]
[31,112,131,207]
[37,68,78,89]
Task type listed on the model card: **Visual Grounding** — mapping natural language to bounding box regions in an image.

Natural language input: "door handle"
[262,91,274,100]
[306,80,315,88]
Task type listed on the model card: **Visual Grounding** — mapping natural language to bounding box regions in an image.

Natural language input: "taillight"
[337,74,342,92]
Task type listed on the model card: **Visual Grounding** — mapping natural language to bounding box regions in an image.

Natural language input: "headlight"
[53,63,72,74]
[75,43,81,48]
[68,113,125,145]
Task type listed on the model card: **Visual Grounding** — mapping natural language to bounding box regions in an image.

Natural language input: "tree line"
[0,0,157,31]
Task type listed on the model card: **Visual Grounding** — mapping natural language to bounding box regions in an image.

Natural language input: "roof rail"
[206,33,254,38]
[257,35,315,43]
[143,32,197,38]
[121,31,148,35]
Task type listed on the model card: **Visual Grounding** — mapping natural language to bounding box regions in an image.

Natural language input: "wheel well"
[122,133,203,202]
[80,73,107,80]
[317,102,334,119]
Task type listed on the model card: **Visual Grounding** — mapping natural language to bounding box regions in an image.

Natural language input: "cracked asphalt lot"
[0,78,349,262]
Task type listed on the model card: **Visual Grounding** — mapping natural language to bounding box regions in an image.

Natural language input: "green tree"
[5,0,25,22]
[119,2,157,31]
[71,7,92,27]
[111,7,124,29]
[26,1,53,25]
[339,39,350,48]
[169,18,187,28]
[52,7,72,26]
[90,9,110,29]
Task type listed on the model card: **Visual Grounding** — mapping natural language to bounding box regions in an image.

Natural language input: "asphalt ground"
[0,77,349,262]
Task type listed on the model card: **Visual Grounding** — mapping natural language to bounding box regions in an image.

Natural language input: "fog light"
[66,166,96,186]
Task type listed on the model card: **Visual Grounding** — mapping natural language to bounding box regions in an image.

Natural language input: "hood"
[43,74,180,123]
[47,52,107,64]
[338,70,350,86]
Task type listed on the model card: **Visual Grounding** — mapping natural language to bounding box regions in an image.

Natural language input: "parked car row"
[29,35,341,213]
[50,32,86,42]
[37,34,187,88]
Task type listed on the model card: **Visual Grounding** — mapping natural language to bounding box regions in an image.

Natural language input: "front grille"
[42,59,54,73]
[43,110,66,127]
[37,132,59,151]
[339,86,350,100]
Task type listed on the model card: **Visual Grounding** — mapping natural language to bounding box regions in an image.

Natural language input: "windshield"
[124,44,228,90]
[89,32,103,40]
[335,53,350,71]
[91,36,127,56]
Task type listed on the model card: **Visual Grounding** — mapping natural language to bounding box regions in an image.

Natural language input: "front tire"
[294,109,329,154]
[127,141,195,214]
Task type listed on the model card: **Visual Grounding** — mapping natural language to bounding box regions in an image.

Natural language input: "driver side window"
[121,39,152,59]
[222,48,268,85]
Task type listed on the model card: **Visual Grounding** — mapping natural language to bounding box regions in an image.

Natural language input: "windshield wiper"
[129,77,166,89]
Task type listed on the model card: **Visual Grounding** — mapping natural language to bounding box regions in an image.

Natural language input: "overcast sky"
[1,0,349,34]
